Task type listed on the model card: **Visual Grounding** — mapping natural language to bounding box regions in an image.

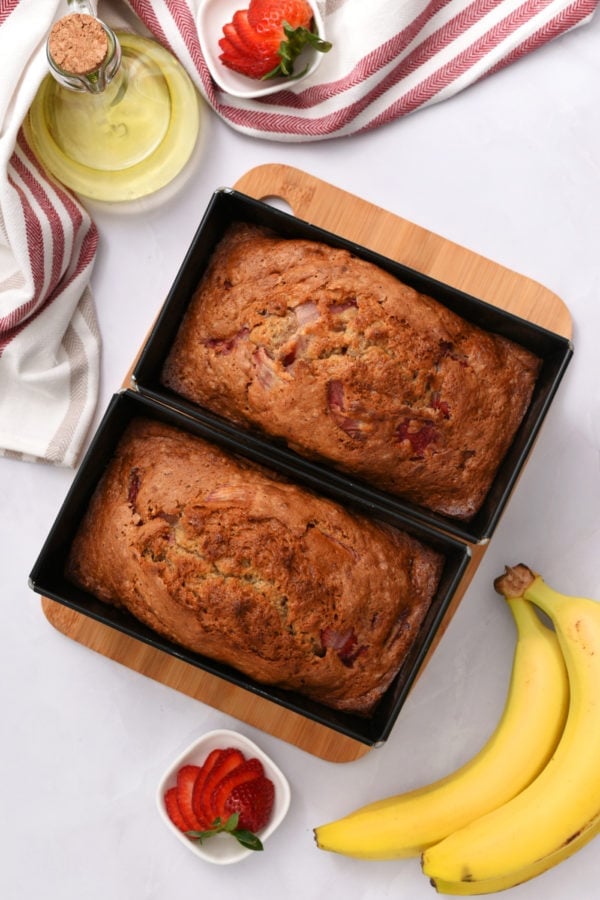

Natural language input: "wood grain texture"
[40,597,366,761]
[40,165,572,762]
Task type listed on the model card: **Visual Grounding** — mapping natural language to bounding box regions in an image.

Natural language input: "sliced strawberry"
[224,775,275,832]
[219,37,279,79]
[191,747,226,827]
[248,0,313,31]
[211,757,265,822]
[175,764,204,830]
[222,21,254,57]
[232,9,276,56]
[164,786,189,832]
[231,9,285,63]
[218,35,244,61]
[218,0,331,81]
[218,38,279,80]
[196,747,247,827]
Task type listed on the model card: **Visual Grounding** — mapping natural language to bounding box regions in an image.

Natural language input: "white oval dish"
[156,728,291,864]
[197,0,327,98]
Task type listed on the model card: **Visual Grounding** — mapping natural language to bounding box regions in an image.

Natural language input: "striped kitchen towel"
[0,0,100,467]
[0,0,596,466]
[129,0,599,140]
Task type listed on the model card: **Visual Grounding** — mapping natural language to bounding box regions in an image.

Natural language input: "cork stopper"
[48,13,108,76]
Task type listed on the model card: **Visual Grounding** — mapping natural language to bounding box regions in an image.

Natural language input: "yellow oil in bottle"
[26,31,202,202]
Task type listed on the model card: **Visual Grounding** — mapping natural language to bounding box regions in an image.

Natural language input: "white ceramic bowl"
[156,729,291,864]
[197,0,327,98]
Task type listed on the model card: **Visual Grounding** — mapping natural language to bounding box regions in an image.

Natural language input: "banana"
[313,596,568,859]
[422,564,600,894]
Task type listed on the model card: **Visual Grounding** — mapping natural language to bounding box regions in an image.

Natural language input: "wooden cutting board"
[41,164,572,763]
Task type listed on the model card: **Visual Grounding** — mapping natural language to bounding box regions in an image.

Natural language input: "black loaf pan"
[132,188,574,545]
[29,390,470,747]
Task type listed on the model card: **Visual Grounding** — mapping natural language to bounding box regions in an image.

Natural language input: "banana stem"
[493,563,536,599]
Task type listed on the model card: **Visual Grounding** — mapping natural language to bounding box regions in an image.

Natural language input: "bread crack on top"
[161,223,541,520]
[65,418,443,715]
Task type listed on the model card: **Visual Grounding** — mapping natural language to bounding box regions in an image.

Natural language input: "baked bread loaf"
[161,223,541,520]
[65,418,444,715]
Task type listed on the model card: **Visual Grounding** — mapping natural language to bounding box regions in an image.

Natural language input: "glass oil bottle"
[25,0,202,203]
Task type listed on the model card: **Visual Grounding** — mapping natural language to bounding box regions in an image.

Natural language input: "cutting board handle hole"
[260,195,295,217]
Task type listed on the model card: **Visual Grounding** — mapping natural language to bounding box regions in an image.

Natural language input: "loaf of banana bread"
[161,223,541,520]
[65,418,444,715]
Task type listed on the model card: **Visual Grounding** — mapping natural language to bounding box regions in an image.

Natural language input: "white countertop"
[3,9,600,900]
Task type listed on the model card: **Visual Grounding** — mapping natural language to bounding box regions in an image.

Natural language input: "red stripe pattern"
[125,0,598,139]
[1,130,98,355]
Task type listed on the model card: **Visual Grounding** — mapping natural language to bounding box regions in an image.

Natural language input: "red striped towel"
[0,0,596,466]
[131,0,599,139]
[0,0,100,467]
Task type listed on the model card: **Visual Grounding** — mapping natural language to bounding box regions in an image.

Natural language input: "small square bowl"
[197,0,328,98]
[156,729,291,864]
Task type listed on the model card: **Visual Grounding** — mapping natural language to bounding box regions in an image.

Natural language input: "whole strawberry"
[218,0,332,81]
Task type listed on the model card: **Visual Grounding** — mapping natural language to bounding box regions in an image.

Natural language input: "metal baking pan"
[29,390,470,747]
[131,187,573,544]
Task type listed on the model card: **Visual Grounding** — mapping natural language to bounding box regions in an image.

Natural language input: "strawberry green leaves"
[187,813,265,852]
[263,21,331,80]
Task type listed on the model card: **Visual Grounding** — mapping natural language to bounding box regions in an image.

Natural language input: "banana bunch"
[314,564,600,894]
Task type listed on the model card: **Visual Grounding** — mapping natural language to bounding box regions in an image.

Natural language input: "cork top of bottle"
[48,13,108,76]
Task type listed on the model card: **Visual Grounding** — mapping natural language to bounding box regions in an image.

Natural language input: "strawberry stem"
[186,813,264,852]
[263,21,332,80]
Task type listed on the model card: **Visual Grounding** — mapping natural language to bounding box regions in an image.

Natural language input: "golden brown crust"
[65,419,443,715]
[161,224,541,520]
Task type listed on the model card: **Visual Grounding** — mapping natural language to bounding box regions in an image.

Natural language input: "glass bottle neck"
[47,8,122,94]
[66,0,98,15]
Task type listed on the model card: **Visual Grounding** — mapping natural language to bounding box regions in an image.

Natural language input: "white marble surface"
[3,9,600,900]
